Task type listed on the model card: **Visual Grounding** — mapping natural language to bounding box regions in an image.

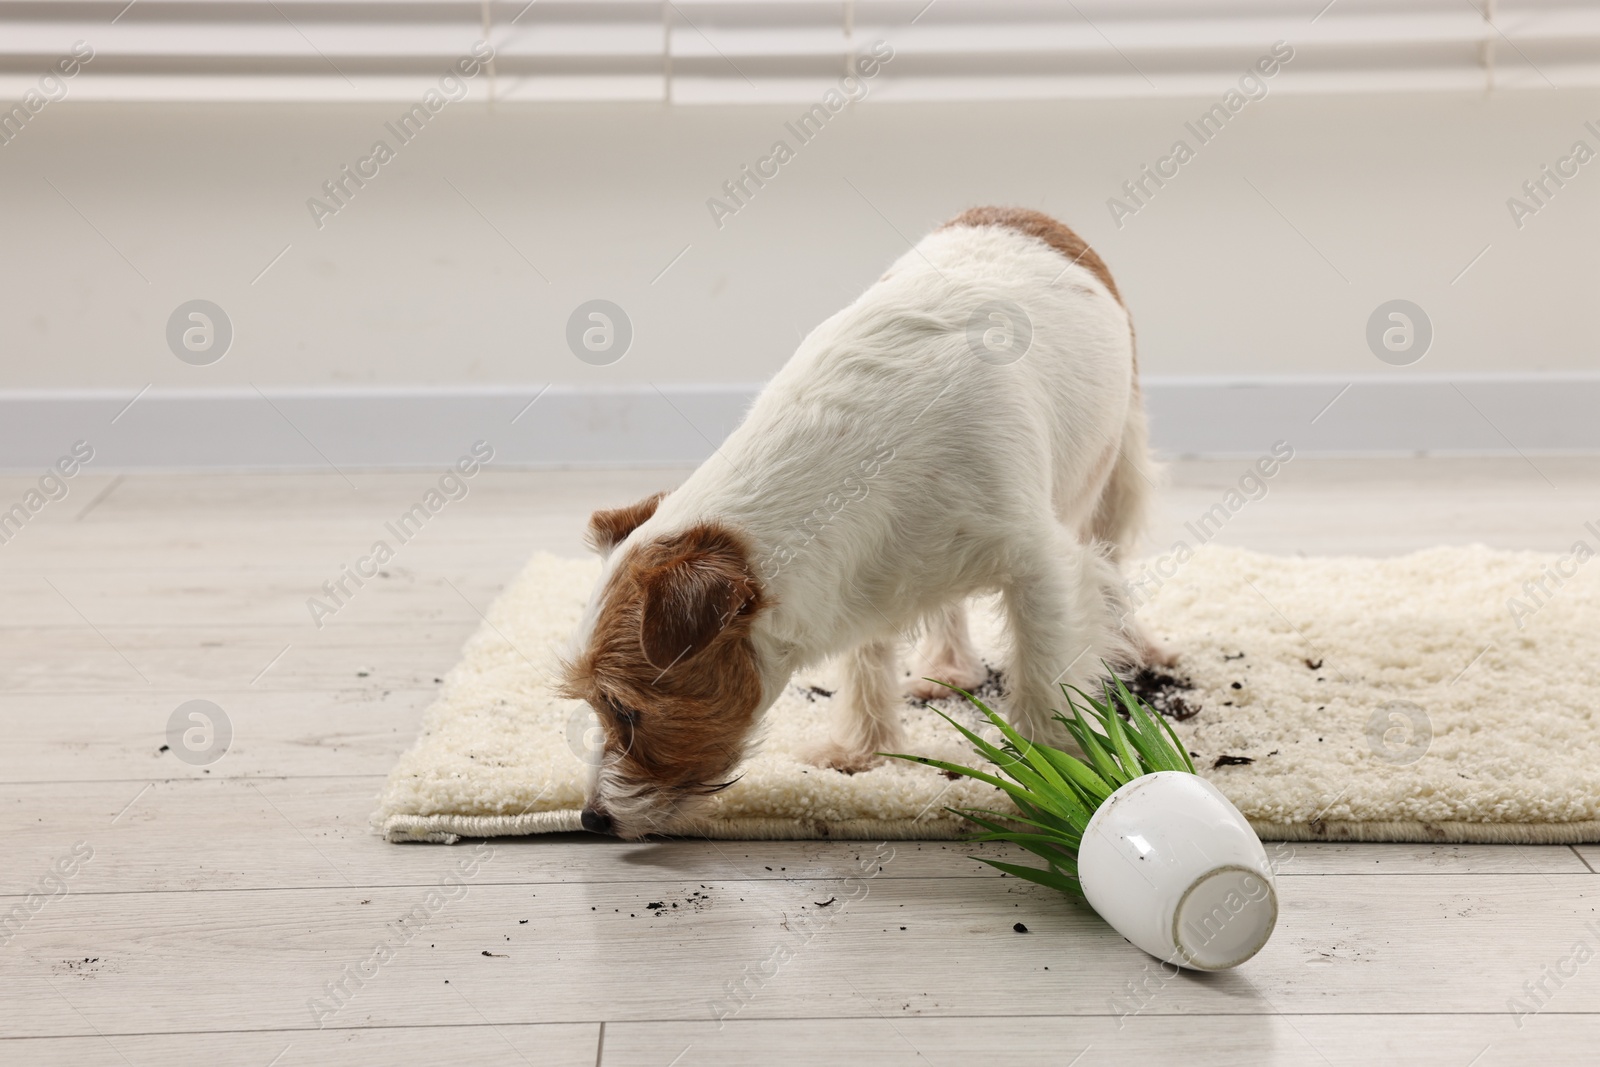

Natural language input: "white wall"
[2,89,1597,392]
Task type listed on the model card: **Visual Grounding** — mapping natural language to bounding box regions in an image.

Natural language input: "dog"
[560,206,1166,839]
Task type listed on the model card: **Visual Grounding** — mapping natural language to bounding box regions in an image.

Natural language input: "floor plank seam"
[8,1008,1600,1042]
[2,869,1588,902]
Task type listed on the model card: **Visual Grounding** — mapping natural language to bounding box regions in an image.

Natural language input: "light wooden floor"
[4,458,1600,1066]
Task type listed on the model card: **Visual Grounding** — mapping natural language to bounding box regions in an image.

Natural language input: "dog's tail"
[1088,395,1177,669]
[1089,392,1158,564]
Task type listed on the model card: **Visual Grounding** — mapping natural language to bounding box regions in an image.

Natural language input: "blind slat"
[0,0,1592,102]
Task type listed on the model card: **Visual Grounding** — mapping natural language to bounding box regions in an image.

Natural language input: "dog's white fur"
[575,218,1157,832]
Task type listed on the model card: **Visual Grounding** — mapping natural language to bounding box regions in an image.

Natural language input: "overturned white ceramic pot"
[1078,771,1277,971]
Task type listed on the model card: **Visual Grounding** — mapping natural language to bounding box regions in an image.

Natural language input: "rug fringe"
[1251,819,1600,845]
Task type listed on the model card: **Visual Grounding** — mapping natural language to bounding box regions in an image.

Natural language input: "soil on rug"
[903,663,1201,723]
[1124,667,1201,721]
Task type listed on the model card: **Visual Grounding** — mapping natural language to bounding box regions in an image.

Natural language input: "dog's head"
[560,493,768,839]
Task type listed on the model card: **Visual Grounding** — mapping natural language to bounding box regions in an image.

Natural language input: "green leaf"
[887,756,1075,824]
[1068,677,1172,776]
[1119,719,1176,775]
[1100,687,1146,779]
[1116,673,1164,739]
[1157,716,1198,774]
[922,705,1027,777]
[958,806,1083,844]
[1119,693,1176,766]
[897,677,1201,906]
[1017,755,1097,829]
[1066,702,1130,787]
[934,713,1088,831]
[940,683,1086,803]
[976,858,1084,897]
[956,814,1079,864]
[954,805,1085,883]
[967,834,1080,871]
[1008,776,1091,830]
[1105,667,1196,774]
[880,752,1010,792]
[1009,793,1087,836]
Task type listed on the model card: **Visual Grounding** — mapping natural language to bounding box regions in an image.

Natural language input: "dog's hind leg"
[907,600,988,700]
[803,638,905,774]
[1089,400,1176,668]
[1001,527,1133,746]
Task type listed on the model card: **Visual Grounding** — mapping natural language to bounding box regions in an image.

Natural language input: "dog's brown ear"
[586,492,667,555]
[637,525,759,671]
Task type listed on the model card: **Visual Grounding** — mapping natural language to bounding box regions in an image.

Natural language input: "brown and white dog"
[560,207,1166,838]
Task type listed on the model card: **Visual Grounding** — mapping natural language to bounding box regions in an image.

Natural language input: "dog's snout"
[580,807,613,835]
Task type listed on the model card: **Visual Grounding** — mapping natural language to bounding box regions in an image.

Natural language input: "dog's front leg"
[803,639,904,774]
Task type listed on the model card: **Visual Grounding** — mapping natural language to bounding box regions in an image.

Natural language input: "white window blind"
[1,0,1595,103]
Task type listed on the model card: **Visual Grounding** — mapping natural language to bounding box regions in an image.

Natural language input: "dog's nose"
[580,807,613,834]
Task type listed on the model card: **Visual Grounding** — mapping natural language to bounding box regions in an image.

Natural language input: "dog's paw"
[801,741,886,776]
[907,662,988,701]
[1120,618,1178,669]
[1137,637,1179,669]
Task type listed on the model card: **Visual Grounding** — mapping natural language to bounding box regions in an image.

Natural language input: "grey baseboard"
[1,376,1596,471]
[1140,375,1600,458]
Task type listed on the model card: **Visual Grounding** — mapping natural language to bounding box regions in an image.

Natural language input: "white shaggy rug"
[374,544,1600,845]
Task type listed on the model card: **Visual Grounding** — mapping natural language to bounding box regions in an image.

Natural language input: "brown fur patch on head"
[586,491,667,555]
[560,522,767,817]
[940,206,1124,308]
